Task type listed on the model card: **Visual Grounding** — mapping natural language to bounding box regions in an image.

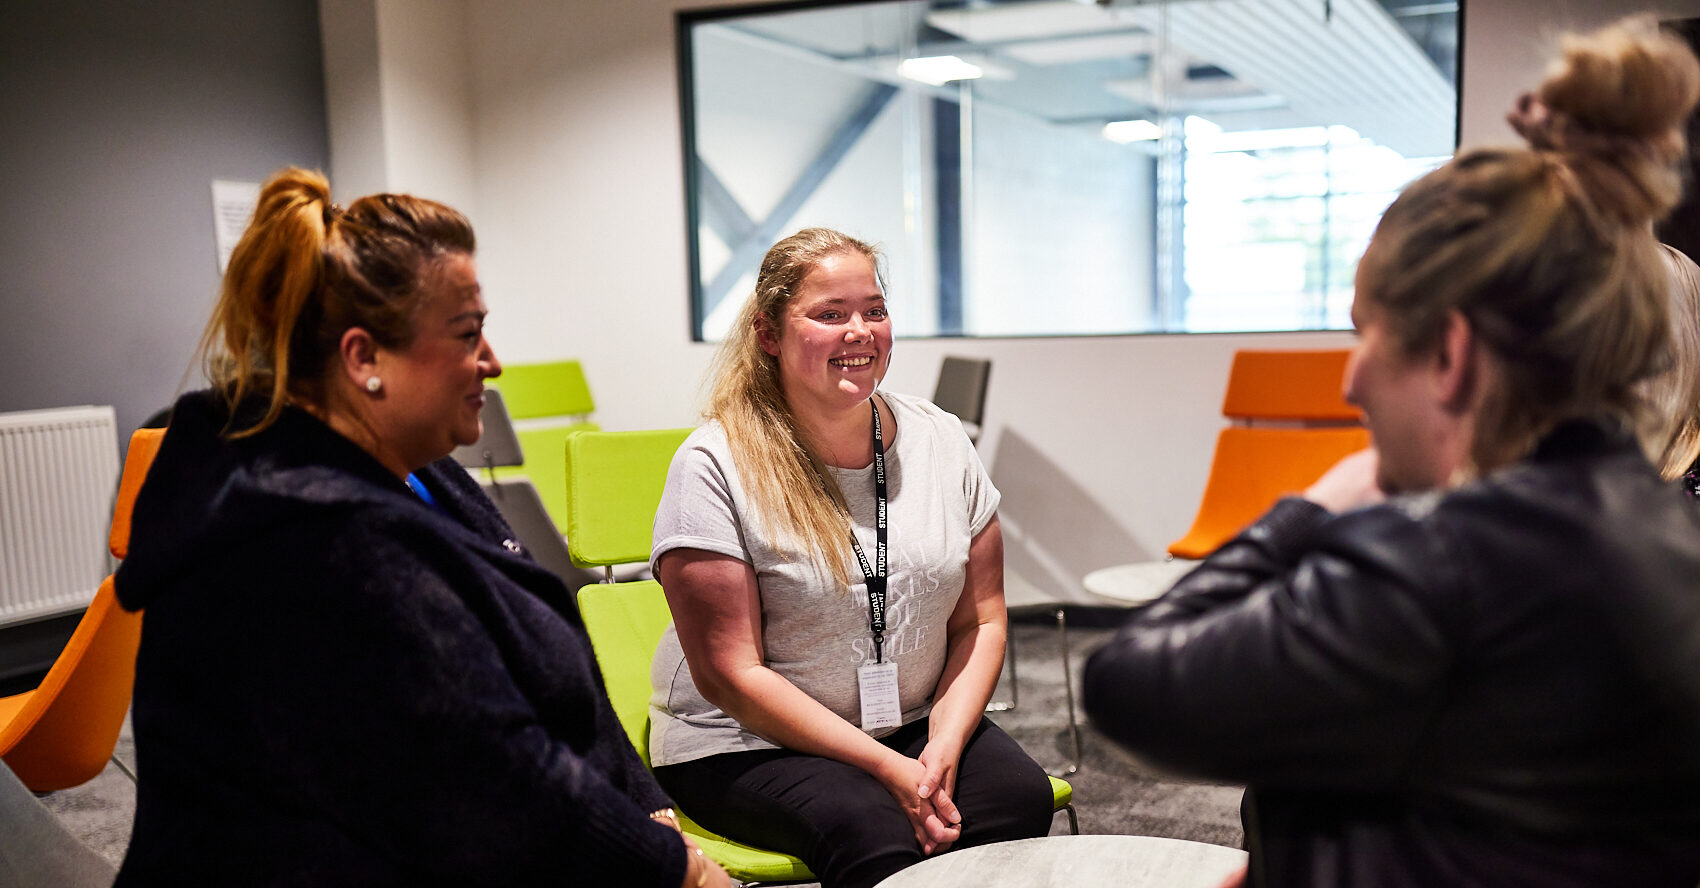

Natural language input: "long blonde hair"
[1642,244,1700,479]
[200,167,475,436]
[1356,15,1700,473]
[705,228,886,586]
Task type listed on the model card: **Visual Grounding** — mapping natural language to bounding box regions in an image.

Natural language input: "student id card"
[858,661,901,730]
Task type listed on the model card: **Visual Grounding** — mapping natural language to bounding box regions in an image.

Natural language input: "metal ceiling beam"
[699,82,901,318]
[695,157,756,249]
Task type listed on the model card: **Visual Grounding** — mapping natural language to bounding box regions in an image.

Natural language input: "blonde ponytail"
[199,167,474,437]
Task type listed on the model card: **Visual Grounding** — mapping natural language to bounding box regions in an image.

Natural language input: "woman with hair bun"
[114,168,729,887]
[1084,17,1700,887]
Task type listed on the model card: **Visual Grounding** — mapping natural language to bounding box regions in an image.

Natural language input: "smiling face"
[370,252,501,472]
[758,250,892,419]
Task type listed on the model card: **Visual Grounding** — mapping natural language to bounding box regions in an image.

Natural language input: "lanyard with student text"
[848,398,889,663]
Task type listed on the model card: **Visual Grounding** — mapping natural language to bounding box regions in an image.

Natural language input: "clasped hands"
[877,744,962,856]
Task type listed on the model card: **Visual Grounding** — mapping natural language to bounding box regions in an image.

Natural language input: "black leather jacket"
[1083,420,1700,887]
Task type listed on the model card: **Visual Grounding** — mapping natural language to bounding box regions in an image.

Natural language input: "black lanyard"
[848,398,889,663]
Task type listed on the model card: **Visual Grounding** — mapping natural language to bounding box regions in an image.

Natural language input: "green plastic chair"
[577,582,818,884]
[489,360,600,533]
[492,359,596,420]
[563,429,694,575]
[566,428,815,883]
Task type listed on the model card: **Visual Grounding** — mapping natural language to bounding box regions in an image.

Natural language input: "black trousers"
[653,716,1054,888]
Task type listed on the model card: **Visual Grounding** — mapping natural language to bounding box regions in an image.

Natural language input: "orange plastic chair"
[1220,349,1359,422]
[1166,350,1367,559]
[0,427,161,791]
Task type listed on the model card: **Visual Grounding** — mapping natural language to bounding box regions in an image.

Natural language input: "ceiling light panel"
[898,55,985,85]
[1001,30,1156,66]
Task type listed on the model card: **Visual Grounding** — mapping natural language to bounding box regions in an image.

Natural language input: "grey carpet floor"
[41,615,1245,880]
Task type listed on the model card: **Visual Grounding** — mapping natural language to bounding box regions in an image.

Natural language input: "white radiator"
[0,406,121,626]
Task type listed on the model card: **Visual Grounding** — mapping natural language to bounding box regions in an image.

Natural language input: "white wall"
[321,0,479,211]
[329,0,1700,604]
[320,0,387,201]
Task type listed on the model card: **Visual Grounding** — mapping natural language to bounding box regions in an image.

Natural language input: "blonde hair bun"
[1509,16,1700,224]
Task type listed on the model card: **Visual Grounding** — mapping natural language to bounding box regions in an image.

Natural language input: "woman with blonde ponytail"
[1085,17,1700,887]
[647,228,1052,888]
[113,168,728,888]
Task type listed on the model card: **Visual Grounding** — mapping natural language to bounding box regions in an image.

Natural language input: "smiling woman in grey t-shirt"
[649,228,1052,888]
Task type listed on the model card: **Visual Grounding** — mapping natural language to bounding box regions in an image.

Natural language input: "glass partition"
[679,0,1460,340]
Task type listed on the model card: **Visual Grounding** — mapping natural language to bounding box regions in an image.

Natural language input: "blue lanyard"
[847,399,889,663]
[405,473,443,513]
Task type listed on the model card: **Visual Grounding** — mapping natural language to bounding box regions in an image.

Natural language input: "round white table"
[871,834,1247,888]
[1082,560,1199,607]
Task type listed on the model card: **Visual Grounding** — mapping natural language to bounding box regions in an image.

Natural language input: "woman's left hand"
[874,752,962,855]
[916,740,962,832]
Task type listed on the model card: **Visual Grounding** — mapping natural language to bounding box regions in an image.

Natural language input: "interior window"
[679,0,1459,340]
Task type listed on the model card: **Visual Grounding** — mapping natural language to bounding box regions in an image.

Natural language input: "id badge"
[858,661,901,731]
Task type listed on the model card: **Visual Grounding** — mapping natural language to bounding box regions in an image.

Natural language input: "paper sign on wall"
[211,179,261,274]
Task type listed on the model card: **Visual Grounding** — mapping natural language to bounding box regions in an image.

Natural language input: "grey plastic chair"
[0,760,115,887]
[930,357,1080,774]
[451,389,599,593]
[931,356,992,444]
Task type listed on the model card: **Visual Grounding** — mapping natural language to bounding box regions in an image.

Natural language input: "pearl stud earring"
[365,377,383,393]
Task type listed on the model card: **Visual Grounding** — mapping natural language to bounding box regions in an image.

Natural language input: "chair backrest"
[932,356,992,443]
[514,423,598,534]
[108,426,164,558]
[1,427,160,791]
[492,359,596,420]
[1220,349,1358,422]
[564,429,694,569]
[1167,425,1370,559]
[452,388,596,535]
[449,388,526,471]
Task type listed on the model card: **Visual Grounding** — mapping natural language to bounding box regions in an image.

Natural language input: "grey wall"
[0,0,330,444]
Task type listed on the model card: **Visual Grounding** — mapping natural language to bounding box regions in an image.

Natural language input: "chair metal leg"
[1053,606,1081,777]
[110,754,137,784]
[1064,803,1079,835]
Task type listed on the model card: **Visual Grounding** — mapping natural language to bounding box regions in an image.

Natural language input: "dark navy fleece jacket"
[114,390,684,886]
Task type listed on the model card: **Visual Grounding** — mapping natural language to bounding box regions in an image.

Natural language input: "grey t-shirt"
[648,391,1000,767]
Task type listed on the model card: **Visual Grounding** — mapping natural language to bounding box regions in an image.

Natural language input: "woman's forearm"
[703,663,908,779]
[924,617,1006,750]
[926,515,1011,753]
